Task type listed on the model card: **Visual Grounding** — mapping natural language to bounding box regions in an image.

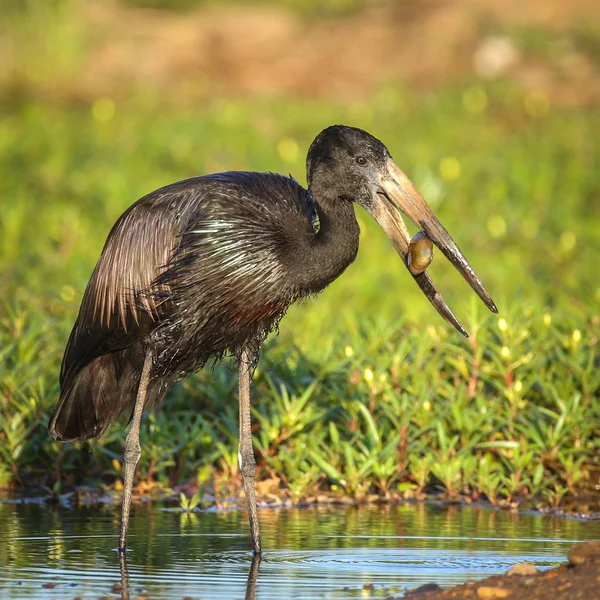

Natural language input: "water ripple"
[0,502,595,599]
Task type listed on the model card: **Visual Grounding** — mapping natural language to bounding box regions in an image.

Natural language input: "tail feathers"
[49,352,140,442]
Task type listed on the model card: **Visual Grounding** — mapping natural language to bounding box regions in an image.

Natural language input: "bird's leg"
[238,346,262,555]
[118,348,153,553]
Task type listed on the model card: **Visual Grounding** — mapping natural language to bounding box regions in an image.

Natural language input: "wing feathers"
[87,206,174,331]
[53,172,315,441]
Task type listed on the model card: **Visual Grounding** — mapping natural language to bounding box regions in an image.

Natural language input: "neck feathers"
[281,188,360,295]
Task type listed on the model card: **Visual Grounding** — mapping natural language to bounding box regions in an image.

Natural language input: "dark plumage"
[52,173,318,441]
[49,125,496,555]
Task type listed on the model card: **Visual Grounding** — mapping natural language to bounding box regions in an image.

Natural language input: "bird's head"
[307,125,497,336]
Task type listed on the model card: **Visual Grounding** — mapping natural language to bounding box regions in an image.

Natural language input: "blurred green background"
[0,0,598,505]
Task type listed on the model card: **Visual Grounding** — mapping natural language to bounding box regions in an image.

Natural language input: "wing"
[53,172,316,441]
[59,179,204,386]
[147,172,316,366]
[60,171,318,382]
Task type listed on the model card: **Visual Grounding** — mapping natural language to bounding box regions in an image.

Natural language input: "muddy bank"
[403,541,600,600]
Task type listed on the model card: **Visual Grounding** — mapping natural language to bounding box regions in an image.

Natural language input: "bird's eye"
[356,156,367,166]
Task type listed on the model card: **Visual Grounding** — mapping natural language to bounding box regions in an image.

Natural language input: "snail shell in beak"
[407,231,433,275]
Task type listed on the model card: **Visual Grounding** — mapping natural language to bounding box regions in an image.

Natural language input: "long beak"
[367,158,497,337]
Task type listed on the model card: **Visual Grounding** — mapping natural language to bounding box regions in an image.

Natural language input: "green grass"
[0,80,599,507]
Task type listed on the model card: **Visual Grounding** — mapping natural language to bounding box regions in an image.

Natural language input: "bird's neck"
[292,189,360,295]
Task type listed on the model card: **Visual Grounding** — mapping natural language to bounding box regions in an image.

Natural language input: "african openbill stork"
[49,125,496,555]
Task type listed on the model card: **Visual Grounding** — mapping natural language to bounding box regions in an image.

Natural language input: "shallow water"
[0,501,598,599]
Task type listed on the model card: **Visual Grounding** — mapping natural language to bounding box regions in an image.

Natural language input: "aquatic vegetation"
[179,490,203,512]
